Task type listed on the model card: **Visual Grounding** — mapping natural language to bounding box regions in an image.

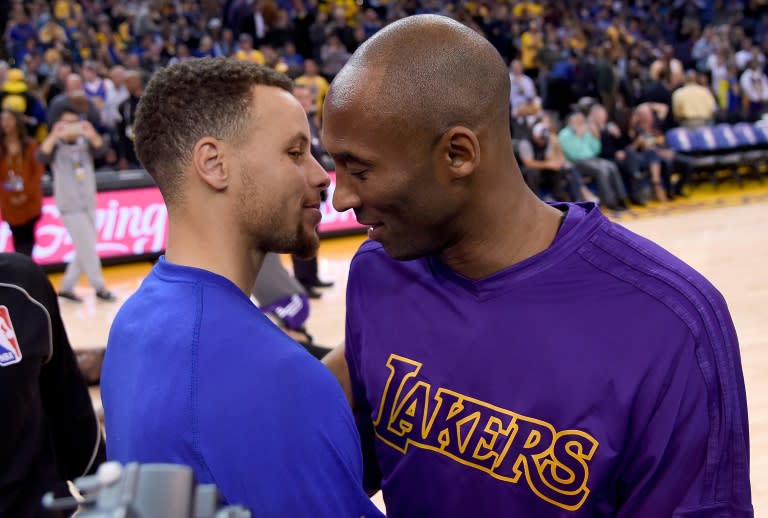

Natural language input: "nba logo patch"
[0,305,22,367]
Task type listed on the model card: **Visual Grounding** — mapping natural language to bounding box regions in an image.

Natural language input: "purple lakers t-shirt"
[345,202,752,517]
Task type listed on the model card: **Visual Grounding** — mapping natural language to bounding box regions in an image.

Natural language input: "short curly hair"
[134,58,293,206]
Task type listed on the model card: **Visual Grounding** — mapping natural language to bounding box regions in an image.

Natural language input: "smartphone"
[62,122,83,138]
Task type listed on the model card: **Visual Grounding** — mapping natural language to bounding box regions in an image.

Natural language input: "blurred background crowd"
[1,0,767,207]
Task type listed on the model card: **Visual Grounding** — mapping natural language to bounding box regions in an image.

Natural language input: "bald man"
[322,15,752,517]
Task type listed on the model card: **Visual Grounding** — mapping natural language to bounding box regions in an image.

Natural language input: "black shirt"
[0,253,105,517]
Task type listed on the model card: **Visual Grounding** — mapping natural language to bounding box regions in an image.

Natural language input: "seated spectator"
[115,71,143,169]
[740,59,768,120]
[234,33,266,65]
[517,117,599,203]
[558,112,629,211]
[320,35,351,80]
[672,70,718,128]
[590,103,657,206]
[509,59,537,114]
[628,103,692,200]
[650,45,685,87]
[295,59,330,116]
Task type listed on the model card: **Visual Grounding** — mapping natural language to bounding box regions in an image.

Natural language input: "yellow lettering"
[373,354,600,511]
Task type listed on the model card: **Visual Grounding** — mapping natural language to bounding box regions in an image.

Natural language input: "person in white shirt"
[509,59,537,115]
[740,59,768,118]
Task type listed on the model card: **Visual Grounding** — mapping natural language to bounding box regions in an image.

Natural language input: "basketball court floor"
[50,182,768,514]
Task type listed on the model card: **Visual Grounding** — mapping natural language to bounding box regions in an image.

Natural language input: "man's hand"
[81,121,98,141]
[50,121,69,140]
[550,157,565,169]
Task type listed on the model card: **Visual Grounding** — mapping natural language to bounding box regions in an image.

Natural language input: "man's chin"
[283,233,320,260]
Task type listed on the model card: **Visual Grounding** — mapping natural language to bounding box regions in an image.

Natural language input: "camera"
[62,122,83,139]
[42,461,251,518]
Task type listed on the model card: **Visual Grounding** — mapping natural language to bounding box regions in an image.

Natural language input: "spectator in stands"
[81,61,109,117]
[320,34,351,80]
[589,103,656,206]
[102,66,130,132]
[44,63,72,106]
[672,70,718,128]
[1,68,46,138]
[47,74,101,129]
[115,71,142,170]
[1,0,763,213]
[234,33,265,64]
[723,62,744,120]
[509,59,537,115]
[517,117,598,204]
[650,45,685,88]
[295,59,329,116]
[642,68,675,130]
[558,112,629,211]
[740,59,768,120]
[0,109,44,256]
[520,19,543,78]
[627,103,690,200]
[735,38,763,71]
[37,106,116,303]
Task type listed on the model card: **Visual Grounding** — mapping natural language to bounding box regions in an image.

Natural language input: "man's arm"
[39,278,106,481]
[81,120,109,158]
[617,320,752,516]
[322,342,354,408]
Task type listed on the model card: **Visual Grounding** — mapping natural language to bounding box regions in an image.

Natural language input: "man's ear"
[192,137,229,191]
[439,126,480,180]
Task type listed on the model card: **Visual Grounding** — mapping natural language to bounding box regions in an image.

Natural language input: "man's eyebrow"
[329,151,371,164]
[287,132,310,146]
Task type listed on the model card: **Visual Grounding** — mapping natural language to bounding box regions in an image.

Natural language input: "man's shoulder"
[584,220,729,335]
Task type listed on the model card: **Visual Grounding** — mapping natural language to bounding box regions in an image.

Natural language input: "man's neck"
[437,182,563,280]
[164,215,264,295]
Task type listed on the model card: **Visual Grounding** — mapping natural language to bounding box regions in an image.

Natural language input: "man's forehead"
[327,64,386,109]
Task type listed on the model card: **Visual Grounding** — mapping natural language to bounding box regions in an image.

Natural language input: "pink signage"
[318,171,365,234]
[1,173,363,265]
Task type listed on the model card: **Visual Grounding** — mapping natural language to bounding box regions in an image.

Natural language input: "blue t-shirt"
[345,202,752,517]
[102,257,383,518]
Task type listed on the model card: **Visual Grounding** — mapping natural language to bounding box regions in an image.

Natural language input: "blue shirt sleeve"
[198,335,383,518]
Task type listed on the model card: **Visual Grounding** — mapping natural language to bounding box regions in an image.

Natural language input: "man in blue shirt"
[101,58,383,517]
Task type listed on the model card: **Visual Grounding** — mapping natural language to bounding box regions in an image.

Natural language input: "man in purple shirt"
[321,15,753,517]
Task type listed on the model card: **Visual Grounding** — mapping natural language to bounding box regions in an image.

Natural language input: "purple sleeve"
[618,297,752,517]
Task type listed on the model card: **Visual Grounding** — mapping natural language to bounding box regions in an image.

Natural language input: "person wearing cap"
[517,116,600,204]
[0,68,47,141]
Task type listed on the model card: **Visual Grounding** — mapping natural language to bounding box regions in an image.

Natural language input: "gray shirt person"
[35,107,114,302]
